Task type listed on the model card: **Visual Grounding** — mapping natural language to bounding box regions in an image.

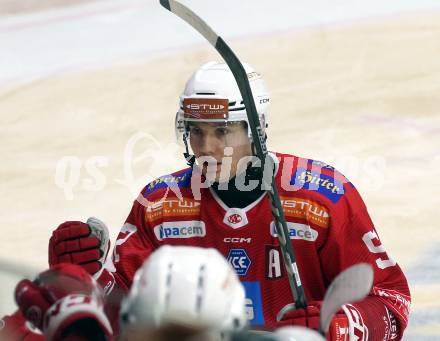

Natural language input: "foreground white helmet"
[275,326,325,341]
[119,245,247,334]
[175,61,270,143]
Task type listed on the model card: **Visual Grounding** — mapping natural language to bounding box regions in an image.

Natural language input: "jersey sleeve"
[96,192,156,334]
[107,198,155,291]
[319,183,411,340]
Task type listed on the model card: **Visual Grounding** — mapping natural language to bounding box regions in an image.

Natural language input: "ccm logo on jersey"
[227,249,251,276]
[270,222,318,242]
[153,221,206,241]
[224,237,252,243]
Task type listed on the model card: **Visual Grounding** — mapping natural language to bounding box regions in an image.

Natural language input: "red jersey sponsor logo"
[153,221,206,241]
[183,98,229,120]
[145,198,200,224]
[146,173,189,191]
[372,287,410,323]
[280,196,329,228]
[294,169,345,204]
[270,222,318,242]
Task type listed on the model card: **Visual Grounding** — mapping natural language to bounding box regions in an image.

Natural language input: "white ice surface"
[1,1,439,339]
[2,0,440,88]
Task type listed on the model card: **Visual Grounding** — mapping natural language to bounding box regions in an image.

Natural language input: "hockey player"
[51,61,410,339]
[1,61,411,340]
[0,263,112,341]
[1,246,248,341]
[3,245,319,341]
[118,245,325,341]
[118,245,248,340]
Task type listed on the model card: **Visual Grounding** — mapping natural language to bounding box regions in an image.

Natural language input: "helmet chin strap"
[251,141,257,156]
[183,132,196,167]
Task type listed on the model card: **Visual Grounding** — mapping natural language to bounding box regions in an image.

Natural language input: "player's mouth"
[200,161,222,174]
[200,160,222,165]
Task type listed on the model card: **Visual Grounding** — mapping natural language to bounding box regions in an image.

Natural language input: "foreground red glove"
[15,263,112,341]
[49,218,110,276]
[278,301,350,341]
[0,310,43,341]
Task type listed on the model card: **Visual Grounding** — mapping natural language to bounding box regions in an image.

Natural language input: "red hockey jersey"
[100,152,410,340]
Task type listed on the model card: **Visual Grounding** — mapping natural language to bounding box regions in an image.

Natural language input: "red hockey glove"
[14,263,112,341]
[0,310,44,341]
[278,301,350,341]
[49,217,110,277]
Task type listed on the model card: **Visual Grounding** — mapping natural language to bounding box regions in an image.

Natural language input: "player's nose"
[198,134,219,156]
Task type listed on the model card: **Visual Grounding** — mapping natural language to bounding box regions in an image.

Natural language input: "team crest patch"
[223,208,249,228]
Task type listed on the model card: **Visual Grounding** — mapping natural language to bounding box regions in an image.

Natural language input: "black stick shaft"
[160,0,307,309]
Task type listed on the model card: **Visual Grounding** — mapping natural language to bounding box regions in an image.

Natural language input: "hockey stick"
[159,0,307,309]
[276,263,373,323]
[319,263,373,334]
[276,263,373,338]
[253,264,373,340]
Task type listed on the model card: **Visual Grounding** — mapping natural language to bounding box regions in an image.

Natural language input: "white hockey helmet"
[175,61,270,142]
[275,326,326,341]
[119,245,247,334]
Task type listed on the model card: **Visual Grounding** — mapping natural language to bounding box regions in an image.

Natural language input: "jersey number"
[362,230,396,269]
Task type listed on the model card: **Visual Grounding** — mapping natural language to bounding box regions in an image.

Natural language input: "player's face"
[189,121,253,182]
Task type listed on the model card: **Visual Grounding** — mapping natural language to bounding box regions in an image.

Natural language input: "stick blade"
[159,0,218,46]
[320,263,374,333]
[159,0,171,11]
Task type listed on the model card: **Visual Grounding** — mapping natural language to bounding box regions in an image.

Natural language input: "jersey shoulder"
[274,152,354,205]
[140,167,193,201]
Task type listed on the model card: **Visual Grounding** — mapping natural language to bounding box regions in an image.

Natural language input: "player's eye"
[215,127,229,137]
[190,126,203,136]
